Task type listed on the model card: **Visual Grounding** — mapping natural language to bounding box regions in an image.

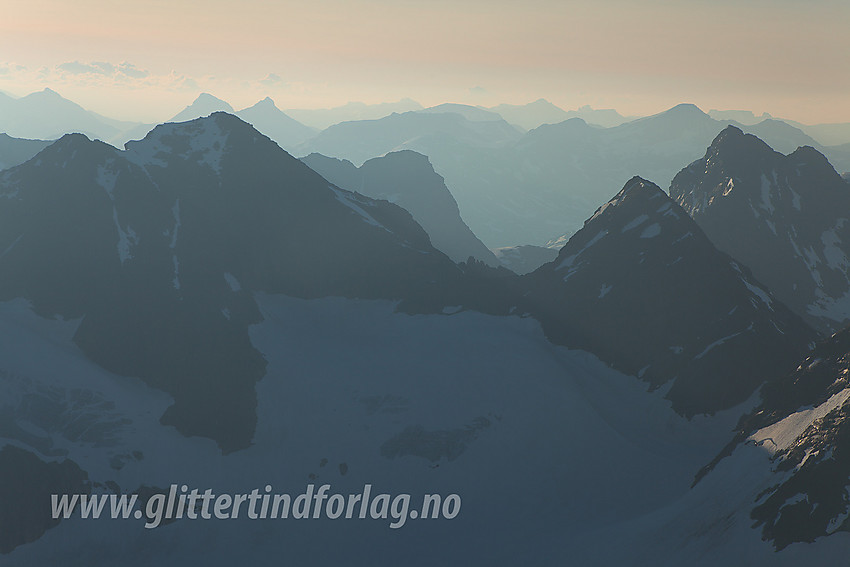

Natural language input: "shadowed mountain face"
[0,134,52,171]
[0,113,466,452]
[0,445,89,554]
[301,150,499,266]
[671,126,850,334]
[0,112,841,562]
[695,326,850,550]
[0,115,815,449]
[522,177,816,415]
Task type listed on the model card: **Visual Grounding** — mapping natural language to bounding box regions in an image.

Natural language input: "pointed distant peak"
[25,87,66,101]
[525,98,560,109]
[585,177,669,226]
[170,93,234,123]
[664,103,707,117]
[194,92,228,105]
[242,96,278,111]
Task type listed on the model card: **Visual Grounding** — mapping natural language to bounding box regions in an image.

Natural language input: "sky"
[1,0,848,124]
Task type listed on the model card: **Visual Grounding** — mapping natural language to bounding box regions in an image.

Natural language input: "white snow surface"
[223,272,241,292]
[621,214,649,233]
[749,388,850,456]
[329,185,387,230]
[1,296,848,565]
[112,208,137,264]
[556,229,607,271]
[640,223,661,239]
[124,118,229,173]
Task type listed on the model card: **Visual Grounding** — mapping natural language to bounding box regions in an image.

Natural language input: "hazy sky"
[1,0,848,123]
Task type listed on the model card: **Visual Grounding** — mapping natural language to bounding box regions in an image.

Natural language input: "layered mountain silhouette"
[301,150,498,266]
[522,177,816,415]
[2,110,844,563]
[298,102,849,248]
[285,98,424,130]
[296,108,523,166]
[671,126,850,334]
[0,88,127,141]
[236,97,316,149]
[418,103,505,123]
[168,92,234,122]
[489,100,633,130]
[127,93,316,151]
[695,326,850,550]
[0,134,52,171]
[0,113,467,453]
[492,245,558,274]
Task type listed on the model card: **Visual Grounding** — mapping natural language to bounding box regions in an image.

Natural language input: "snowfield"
[1,295,847,565]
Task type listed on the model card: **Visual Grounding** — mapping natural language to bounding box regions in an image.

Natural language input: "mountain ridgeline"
[0,113,471,452]
[4,109,850,561]
[301,150,499,266]
[0,112,820,452]
[521,177,816,415]
[671,125,850,334]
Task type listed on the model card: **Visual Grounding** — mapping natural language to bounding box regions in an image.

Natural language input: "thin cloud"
[259,73,284,87]
[118,63,150,79]
[0,63,26,76]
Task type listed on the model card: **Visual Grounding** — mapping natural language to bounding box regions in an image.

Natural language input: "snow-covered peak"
[526,175,815,416]
[671,127,850,333]
[125,113,233,172]
[586,177,671,228]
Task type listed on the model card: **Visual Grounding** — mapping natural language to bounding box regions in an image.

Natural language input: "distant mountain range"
[3,89,850,254]
[284,98,425,130]
[6,111,850,564]
[490,100,634,130]
[301,150,499,266]
[0,113,470,453]
[0,88,128,141]
[0,134,51,170]
[299,101,850,248]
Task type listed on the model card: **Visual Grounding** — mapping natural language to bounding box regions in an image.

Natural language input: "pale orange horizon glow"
[1,0,848,124]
